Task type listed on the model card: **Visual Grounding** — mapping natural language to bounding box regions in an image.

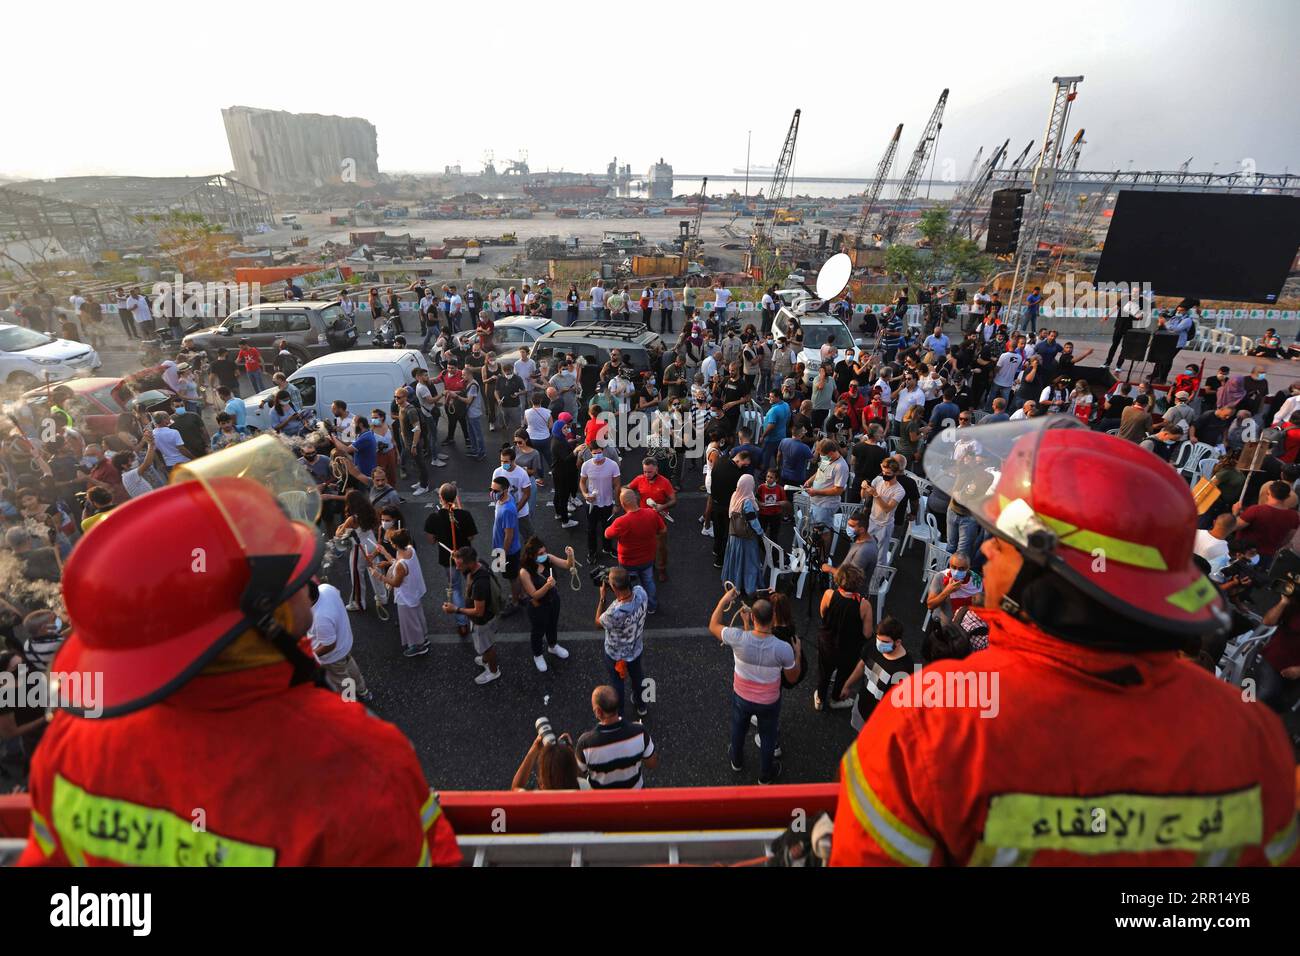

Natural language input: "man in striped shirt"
[575,685,659,789]
[710,587,798,785]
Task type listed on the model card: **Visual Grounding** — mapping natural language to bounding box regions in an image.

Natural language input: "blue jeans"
[946,511,978,558]
[247,370,265,393]
[593,307,607,322]
[466,415,485,457]
[605,652,646,715]
[761,439,781,473]
[622,561,657,612]
[987,384,1014,411]
[730,693,781,781]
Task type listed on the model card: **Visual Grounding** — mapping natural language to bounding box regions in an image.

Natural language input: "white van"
[770,310,857,383]
[243,349,428,432]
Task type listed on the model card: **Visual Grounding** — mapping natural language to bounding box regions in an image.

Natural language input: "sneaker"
[498,601,519,617]
[403,644,430,657]
[713,559,723,569]
[750,714,759,727]
[435,453,449,462]
[560,519,579,529]
[548,644,569,659]
[729,750,743,773]
[647,607,657,615]
[345,601,361,612]
[431,459,448,468]
[828,695,855,711]
[409,485,428,497]
[533,654,548,672]
[701,525,714,537]
[754,734,783,759]
[758,760,783,785]
[474,667,501,685]
[440,439,455,446]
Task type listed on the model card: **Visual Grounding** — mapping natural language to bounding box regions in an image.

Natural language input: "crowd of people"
[3,275,1298,838]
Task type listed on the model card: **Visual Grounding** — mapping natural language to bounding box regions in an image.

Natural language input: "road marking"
[421,626,711,646]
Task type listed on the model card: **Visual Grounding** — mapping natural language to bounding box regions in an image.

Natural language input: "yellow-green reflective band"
[418,838,431,868]
[1265,815,1299,866]
[968,842,1033,867]
[52,775,277,867]
[1167,575,1220,614]
[1037,513,1168,571]
[983,787,1263,855]
[841,745,935,867]
[421,790,442,831]
[31,809,55,857]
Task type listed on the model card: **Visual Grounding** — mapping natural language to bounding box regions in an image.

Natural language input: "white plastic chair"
[867,564,896,627]
[1192,326,1214,352]
[1216,626,1275,687]
[901,494,943,555]
[879,536,898,569]
[1218,332,1238,354]
[1197,457,1217,482]
[919,542,953,631]
[1236,336,1254,355]
[906,471,934,501]
[761,535,809,599]
[1178,442,1216,482]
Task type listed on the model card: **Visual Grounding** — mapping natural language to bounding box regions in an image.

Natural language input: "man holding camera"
[594,566,649,717]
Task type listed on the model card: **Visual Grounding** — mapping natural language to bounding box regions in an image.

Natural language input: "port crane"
[950,138,1010,240]
[877,89,948,244]
[845,123,903,252]
[1005,75,1084,325]
[753,109,801,247]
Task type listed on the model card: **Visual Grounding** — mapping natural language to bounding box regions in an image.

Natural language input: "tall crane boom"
[1007,139,1036,173]
[950,138,1010,239]
[1007,75,1084,327]
[850,123,903,248]
[754,109,801,245]
[1060,128,1086,172]
[878,89,948,244]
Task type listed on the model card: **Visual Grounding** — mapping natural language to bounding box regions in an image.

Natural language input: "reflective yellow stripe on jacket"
[841,743,936,866]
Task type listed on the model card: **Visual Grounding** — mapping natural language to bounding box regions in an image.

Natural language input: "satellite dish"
[815,252,852,302]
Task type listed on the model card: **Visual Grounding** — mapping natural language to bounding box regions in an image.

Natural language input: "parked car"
[770,311,856,383]
[0,323,101,388]
[19,375,175,441]
[181,301,357,368]
[242,349,429,434]
[530,321,666,396]
[454,316,563,353]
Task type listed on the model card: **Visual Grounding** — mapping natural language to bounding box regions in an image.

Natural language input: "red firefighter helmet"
[55,438,323,717]
[923,416,1224,636]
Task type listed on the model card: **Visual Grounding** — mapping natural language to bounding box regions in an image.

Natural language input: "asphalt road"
[328,439,916,792]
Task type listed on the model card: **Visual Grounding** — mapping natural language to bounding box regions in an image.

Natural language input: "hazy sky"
[6,0,1298,183]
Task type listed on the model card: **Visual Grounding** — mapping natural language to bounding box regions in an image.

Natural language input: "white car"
[770,311,857,383]
[0,323,101,387]
[453,316,563,353]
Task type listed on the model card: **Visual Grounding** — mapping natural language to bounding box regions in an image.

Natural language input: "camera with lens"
[535,716,557,747]
[1267,548,1300,597]
[588,564,610,588]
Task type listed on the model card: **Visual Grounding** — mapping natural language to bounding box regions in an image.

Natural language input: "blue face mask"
[536,553,549,564]
[502,462,514,471]
[950,569,969,583]
[876,639,895,654]
[370,417,381,426]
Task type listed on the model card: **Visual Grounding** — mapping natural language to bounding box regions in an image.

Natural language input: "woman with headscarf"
[722,473,766,597]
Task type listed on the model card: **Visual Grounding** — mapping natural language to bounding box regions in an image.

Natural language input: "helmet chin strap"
[242,554,321,688]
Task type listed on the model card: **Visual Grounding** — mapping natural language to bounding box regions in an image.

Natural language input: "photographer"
[594,566,649,717]
[708,585,798,784]
[1256,592,1300,712]
[268,390,309,437]
[511,723,580,791]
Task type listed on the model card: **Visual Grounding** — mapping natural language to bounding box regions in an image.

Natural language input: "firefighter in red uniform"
[20,437,460,867]
[832,418,1299,866]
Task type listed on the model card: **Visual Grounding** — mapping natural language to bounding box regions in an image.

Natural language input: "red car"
[19,372,177,442]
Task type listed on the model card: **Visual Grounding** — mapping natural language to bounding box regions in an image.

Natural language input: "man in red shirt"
[585,402,610,448]
[628,456,677,582]
[1278,411,1300,464]
[605,486,665,613]
[1231,480,1300,559]
[236,338,266,392]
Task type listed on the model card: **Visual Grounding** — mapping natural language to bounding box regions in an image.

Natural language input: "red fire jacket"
[832,610,1299,866]
[20,662,460,867]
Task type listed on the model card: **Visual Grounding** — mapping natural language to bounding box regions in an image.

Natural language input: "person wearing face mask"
[836,616,911,732]
[924,553,983,625]
[519,536,575,672]
[369,409,399,481]
[269,390,308,437]
[861,457,906,551]
[580,443,622,565]
[372,528,429,658]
